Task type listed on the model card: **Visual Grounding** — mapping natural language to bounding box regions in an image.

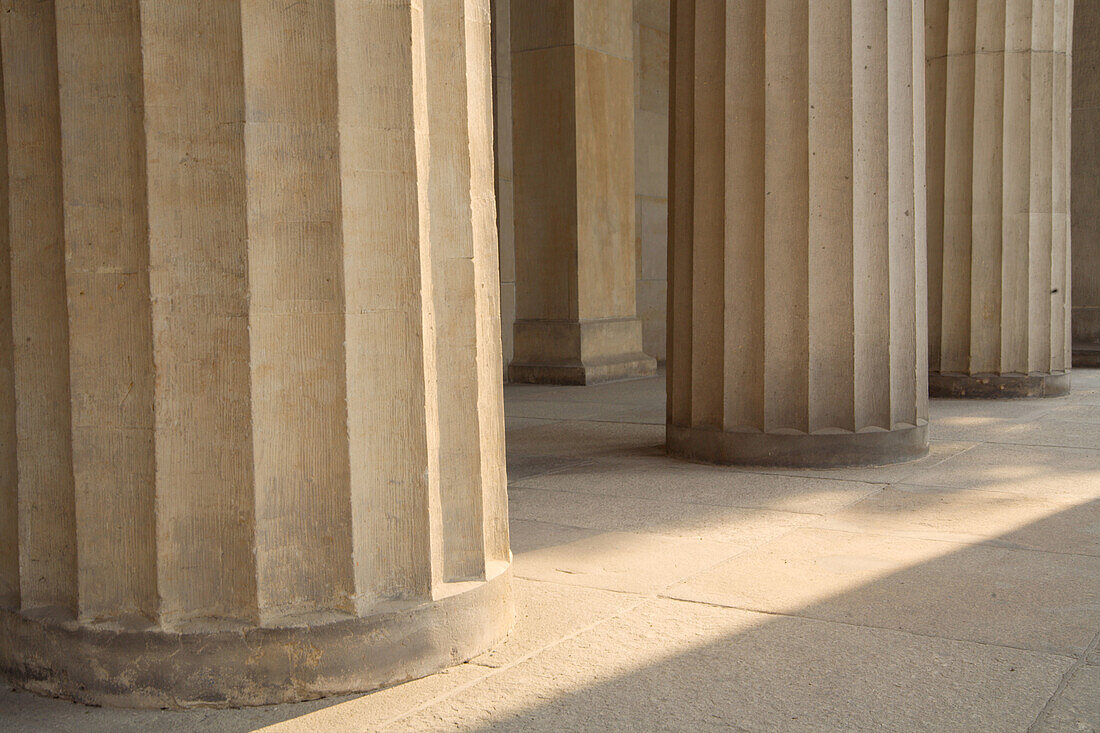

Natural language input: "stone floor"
[3,370,1100,732]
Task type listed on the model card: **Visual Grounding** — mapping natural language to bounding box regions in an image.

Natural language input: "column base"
[0,564,512,709]
[667,423,929,468]
[1072,343,1100,368]
[509,354,657,385]
[509,318,657,385]
[929,372,1070,398]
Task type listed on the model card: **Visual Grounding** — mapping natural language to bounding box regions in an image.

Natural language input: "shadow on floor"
[434,497,1100,733]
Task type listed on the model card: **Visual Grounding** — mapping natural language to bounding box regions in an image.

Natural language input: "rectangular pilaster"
[508,0,655,384]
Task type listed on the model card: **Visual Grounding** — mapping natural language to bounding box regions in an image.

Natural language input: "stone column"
[926,0,1073,396]
[1073,0,1100,366]
[667,0,929,468]
[0,0,511,708]
[507,0,657,384]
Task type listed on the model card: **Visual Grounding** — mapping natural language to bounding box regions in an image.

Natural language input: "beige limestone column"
[667,0,929,468]
[1073,0,1100,366]
[927,0,1073,396]
[0,0,511,708]
[507,0,657,384]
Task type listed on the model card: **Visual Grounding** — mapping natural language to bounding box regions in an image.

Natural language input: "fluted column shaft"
[926,0,1073,397]
[0,0,511,708]
[667,0,929,468]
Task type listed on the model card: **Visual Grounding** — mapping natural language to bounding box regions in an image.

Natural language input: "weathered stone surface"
[0,0,511,708]
[508,0,656,385]
[927,0,1073,395]
[1074,1,1100,366]
[667,0,929,467]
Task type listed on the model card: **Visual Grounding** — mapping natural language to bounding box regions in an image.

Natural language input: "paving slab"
[511,456,884,514]
[1032,664,1100,733]
[509,486,817,545]
[510,375,666,406]
[812,485,1100,556]
[505,399,625,422]
[998,417,1100,450]
[510,519,746,594]
[1041,403,1100,423]
[667,526,1100,655]
[506,452,597,482]
[471,578,640,668]
[731,439,980,485]
[505,420,665,459]
[505,415,558,431]
[927,398,1064,442]
[390,598,1072,733]
[902,442,1100,503]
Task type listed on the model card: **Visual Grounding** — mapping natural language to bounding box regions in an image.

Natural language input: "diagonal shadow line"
[385,497,1100,733]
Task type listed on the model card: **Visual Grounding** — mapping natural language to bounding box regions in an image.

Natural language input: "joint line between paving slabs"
[654,595,1084,663]
[376,594,652,730]
[1027,626,1100,733]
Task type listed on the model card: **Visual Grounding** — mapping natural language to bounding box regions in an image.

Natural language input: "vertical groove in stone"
[1051,0,1069,367]
[1001,0,1033,373]
[808,0,855,433]
[1054,0,1073,366]
[855,0,892,431]
[668,0,927,463]
[0,40,17,610]
[412,0,447,591]
[689,0,725,429]
[925,0,949,372]
[914,0,931,420]
[1028,0,1055,374]
[928,0,1072,383]
[425,0,487,583]
[240,0,354,619]
[667,0,694,427]
[721,0,765,432]
[141,1,258,626]
[336,0,435,609]
[0,0,78,614]
[763,0,810,433]
[937,1,976,374]
[890,0,927,427]
[463,0,510,566]
[55,0,158,624]
[971,2,1007,374]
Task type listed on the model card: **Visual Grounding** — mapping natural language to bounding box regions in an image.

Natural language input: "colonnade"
[0,0,1091,710]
